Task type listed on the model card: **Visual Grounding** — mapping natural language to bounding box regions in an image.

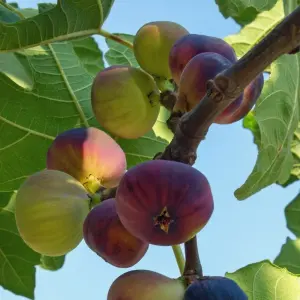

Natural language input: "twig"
[155,6,300,164]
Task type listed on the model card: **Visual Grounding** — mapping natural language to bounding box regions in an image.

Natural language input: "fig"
[47,127,126,193]
[83,198,149,268]
[133,21,189,79]
[15,169,90,256]
[115,160,214,246]
[174,52,243,119]
[91,65,161,139]
[184,276,248,299]
[169,34,237,85]
[214,73,264,124]
[107,269,186,300]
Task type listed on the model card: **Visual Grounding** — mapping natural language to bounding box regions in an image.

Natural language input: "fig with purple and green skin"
[15,169,90,256]
[107,269,186,300]
[169,33,237,85]
[83,198,149,268]
[174,52,244,121]
[133,21,189,80]
[91,66,161,139]
[47,127,126,194]
[115,160,214,246]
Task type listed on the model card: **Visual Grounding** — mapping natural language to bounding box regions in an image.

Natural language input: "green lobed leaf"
[104,34,138,67]
[224,1,284,60]
[0,191,41,299]
[215,0,277,26]
[285,193,300,237]
[235,52,300,199]
[229,0,300,200]
[39,255,65,271]
[71,37,105,76]
[274,237,300,275]
[226,260,300,299]
[0,0,114,52]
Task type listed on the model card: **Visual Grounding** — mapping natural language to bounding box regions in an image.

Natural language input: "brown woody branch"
[155,6,300,164]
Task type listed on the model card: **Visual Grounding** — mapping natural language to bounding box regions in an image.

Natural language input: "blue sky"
[1,0,299,299]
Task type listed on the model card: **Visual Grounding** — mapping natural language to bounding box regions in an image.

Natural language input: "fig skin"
[133,21,189,79]
[174,52,243,120]
[83,198,149,268]
[47,127,126,193]
[107,269,186,300]
[169,34,237,85]
[91,65,161,139]
[15,169,90,256]
[115,160,214,246]
[214,73,264,124]
[184,276,248,299]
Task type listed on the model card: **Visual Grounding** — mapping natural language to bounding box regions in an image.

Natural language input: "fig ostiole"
[15,169,91,256]
[107,269,186,300]
[91,66,161,139]
[83,198,149,268]
[47,127,127,194]
[115,160,214,246]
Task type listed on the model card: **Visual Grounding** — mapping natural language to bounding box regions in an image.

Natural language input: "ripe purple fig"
[115,160,214,246]
[214,73,264,124]
[169,34,237,85]
[107,270,186,300]
[174,52,243,117]
[184,276,248,299]
[83,198,148,268]
[47,127,126,194]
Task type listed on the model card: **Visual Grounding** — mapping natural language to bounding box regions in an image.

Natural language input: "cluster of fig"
[13,19,253,299]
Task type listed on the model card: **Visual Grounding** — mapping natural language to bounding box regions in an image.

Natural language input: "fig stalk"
[183,236,203,285]
[98,28,134,50]
[172,245,185,275]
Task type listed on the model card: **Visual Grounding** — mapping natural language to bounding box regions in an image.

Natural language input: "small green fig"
[107,269,186,300]
[133,21,189,79]
[91,66,161,139]
[47,127,126,194]
[15,169,90,256]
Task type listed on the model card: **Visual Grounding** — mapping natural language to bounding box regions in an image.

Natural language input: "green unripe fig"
[133,21,189,79]
[15,169,90,256]
[91,66,161,139]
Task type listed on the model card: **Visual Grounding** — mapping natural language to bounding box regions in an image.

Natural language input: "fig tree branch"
[155,6,300,164]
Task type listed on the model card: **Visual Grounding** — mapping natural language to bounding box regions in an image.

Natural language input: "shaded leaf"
[71,37,105,76]
[274,237,300,275]
[39,255,65,271]
[105,34,138,67]
[226,260,300,299]
[215,0,277,26]
[0,0,104,52]
[285,193,300,237]
[0,191,40,299]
